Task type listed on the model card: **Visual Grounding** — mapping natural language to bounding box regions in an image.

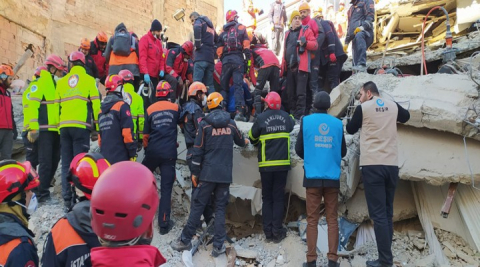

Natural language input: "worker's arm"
[191,122,206,176]
[193,19,202,49]
[158,39,165,73]
[239,25,251,59]
[323,21,336,55]
[41,232,62,267]
[137,97,145,140]
[363,0,375,32]
[27,84,44,131]
[346,105,363,134]
[119,103,137,158]
[341,128,347,158]
[142,109,150,148]
[269,3,274,24]
[103,37,113,64]
[304,28,319,52]
[216,32,225,59]
[89,82,101,131]
[248,119,261,146]
[231,121,247,147]
[396,102,410,123]
[295,117,305,159]
[248,54,256,85]
[165,49,179,78]
[138,36,149,75]
[282,6,287,27]
[91,57,99,79]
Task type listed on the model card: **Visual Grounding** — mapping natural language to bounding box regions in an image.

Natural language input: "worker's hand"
[178,77,184,87]
[354,26,364,35]
[130,156,137,162]
[159,70,165,78]
[329,53,337,63]
[191,174,199,187]
[343,44,349,53]
[137,140,143,152]
[144,74,151,84]
[27,130,39,143]
[90,131,99,141]
[244,138,250,145]
[299,36,307,46]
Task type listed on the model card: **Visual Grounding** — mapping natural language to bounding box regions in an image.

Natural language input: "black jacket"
[191,108,247,183]
[85,54,99,79]
[180,99,205,148]
[193,16,217,63]
[249,109,295,172]
[318,19,347,66]
[0,213,38,267]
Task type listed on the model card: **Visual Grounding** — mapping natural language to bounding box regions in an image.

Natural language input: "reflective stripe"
[39,125,58,129]
[248,129,258,141]
[30,119,38,122]
[259,160,291,167]
[328,44,335,47]
[132,115,138,119]
[258,132,290,167]
[30,97,42,102]
[58,96,90,102]
[59,120,91,127]
[138,114,144,117]
[90,96,100,100]
[41,100,56,104]
[192,161,201,165]
[259,132,290,140]
[169,70,175,75]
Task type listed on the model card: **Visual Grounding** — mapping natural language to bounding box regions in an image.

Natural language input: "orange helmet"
[0,160,39,203]
[0,65,14,78]
[156,80,173,98]
[299,2,310,12]
[68,153,110,199]
[207,92,224,110]
[188,82,207,97]
[226,10,239,22]
[96,31,108,43]
[80,38,91,50]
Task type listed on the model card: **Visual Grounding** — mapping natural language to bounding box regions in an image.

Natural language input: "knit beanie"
[289,10,300,25]
[313,91,331,110]
[151,19,162,31]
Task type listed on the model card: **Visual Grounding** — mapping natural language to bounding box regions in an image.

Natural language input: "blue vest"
[303,113,343,180]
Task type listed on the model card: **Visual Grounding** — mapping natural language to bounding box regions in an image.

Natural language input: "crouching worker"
[90,161,167,266]
[295,92,347,267]
[42,153,110,267]
[0,160,40,266]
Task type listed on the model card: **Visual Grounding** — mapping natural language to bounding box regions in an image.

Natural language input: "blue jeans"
[193,61,215,94]
[352,31,374,67]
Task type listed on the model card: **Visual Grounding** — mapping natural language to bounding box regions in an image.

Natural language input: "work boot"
[303,261,316,267]
[366,259,393,267]
[272,226,287,243]
[234,106,247,122]
[352,64,367,73]
[211,244,226,257]
[37,194,51,204]
[160,219,175,235]
[328,260,339,267]
[171,236,192,251]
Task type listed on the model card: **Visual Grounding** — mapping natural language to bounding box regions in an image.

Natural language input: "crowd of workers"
[0,0,407,267]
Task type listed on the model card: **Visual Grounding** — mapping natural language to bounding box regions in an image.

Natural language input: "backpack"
[224,25,243,53]
[112,30,132,56]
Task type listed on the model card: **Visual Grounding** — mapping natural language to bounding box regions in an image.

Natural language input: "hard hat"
[96,31,108,43]
[0,160,39,203]
[0,65,14,78]
[299,2,311,12]
[68,153,110,200]
[264,91,282,110]
[181,41,194,57]
[34,66,47,77]
[313,7,323,18]
[44,54,66,71]
[105,75,124,92]
[69,51,86,65]
[207,92,224,110]
[156,80,173,98]
[90,161,159,242]
[188,81,207,97]
[80,38,91,50]
[226,10,239,22]
[118,69,134,82]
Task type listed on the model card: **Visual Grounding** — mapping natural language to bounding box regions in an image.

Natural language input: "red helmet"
[44,54,65,71]
[226,10,238,22]
[156,80,172,98]
[34,66,47,77]
[91,161,159,242]
[0,160,39,203]
[68,153,110,200]
[264,91,281,110]
[105,75,124,92]
[96,31,108,43]
[69,51,86,64]
[187,81,207,97]
[181,41,194,57]
[118,69,134,82]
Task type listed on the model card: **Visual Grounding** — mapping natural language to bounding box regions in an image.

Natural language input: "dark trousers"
[37,131,61,198]
[60,128,90,204]
[362,165,399,265]
[142,156,176,228]
[0,129,13,160]
[310,54,322,95]
[319,55,347,92]
[22,131,38,169]
[260,171,288,238]
[272,28,284,55]
[254,66,280,114]
[352,31,373,67]
[193,61,215,94]
[306,186,339,262]
[286,68,308,119]
[181,181,229,249]
[221,62,245,107]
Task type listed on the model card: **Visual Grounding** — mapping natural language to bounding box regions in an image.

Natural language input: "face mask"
[202,95,207,106]
[14,193,38,215]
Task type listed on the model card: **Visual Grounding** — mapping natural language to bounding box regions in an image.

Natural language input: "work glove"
[191,174,198,187]
[130,156,137,162]
[12,128,18,140]
[137,140,143,152]
[329,53,337,63]
[343,44,349,53]
[27,130,39,143]
[354,26,364,35]
[90,131,98,141]
[144,74,151,84]
[159,70,165,78]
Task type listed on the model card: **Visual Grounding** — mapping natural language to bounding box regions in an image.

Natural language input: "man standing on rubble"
[344,0,375,72]
[269,0,287,55]
[346,81,410,267]
[0,65,17,160]
[296,92,347,267]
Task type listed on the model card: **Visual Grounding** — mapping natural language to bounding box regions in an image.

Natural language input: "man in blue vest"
[295,91,347,267]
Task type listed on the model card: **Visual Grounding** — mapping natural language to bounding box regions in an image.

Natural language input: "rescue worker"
[227,78,253,121]
[90,32,109,84]
[295,92,347,267]
[56,51,101,212]
[190,12,217,94]
[166,41,194,101]
[22,66,46,170]
[139,19,166,93]
[0,160,40,266]
[217,10,251,122]
[26,54,65,203]
[248,33,281,116]
[0,65,17,160]
[269,0,288,55]
[142,81,181,235]
[299,3,319,38]
[104,23,140,87]
[119,69,145,151]
[89,162,167,266]
[282,11,318,120]
[171,92,248,257]
[98,75,137,164]
[344,0,375,72]
[248,92,294,243]
[79,38,99,79]
[346,82,410,267]
[42,153,110,267]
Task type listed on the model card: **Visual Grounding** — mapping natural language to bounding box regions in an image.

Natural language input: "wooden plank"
[416,21,434,43]
[455,184,480,251]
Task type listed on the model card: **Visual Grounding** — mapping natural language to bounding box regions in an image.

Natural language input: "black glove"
[300,36,307,47]
[12,129,18,140]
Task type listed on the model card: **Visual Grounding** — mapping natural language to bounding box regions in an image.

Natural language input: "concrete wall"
[0,0,223,80]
